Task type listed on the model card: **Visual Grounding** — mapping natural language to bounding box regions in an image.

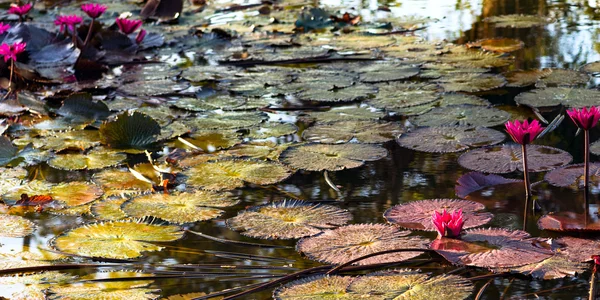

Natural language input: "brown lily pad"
[396,126,505,153]
[383,199,493,231]
[544,163,600,189]
[455,172,521,198]
[430,228,553,268]
[538,212,600,232]
[553,236,600,262]
[496,255,588,280]
[279,143,388,171]
[458,143,572,174]
[296,224,429,265]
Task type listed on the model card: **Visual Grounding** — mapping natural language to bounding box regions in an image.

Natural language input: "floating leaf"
[544,163,600,188]
[347,270,473,300]
[455,172,521,198]
[392,93,491,116]
[178,130,242,152]
[119,79,190,96]
[19,130,101,152]
[122,191,239,224]
[47,271,158,300]
[384,199,492,231]
[476,38,524,53]
[485,14,553,28]
[48,148,127,171]
[91,197,128,221]
[296,84,377,102]
[52,220,184,259]
[303,121,404,144]
[0,271,76,300]
[100,112,161,150]
[418,63,489,79]
[431,228,552,268]
[4,180,103,208]
[0,167,27,196]
[458,143,572,174]
[182,111,267,130]
[0,136,40,166]
[56,93,110,122]
[514,87,600,108]
[434,73,506,92]
[303,106,384,123]
[410,105,510,127]
[247,123,298,139]
[582,61,600,74]
[273,275,355,300]
[227,200,352,239]
[396,126,505,153]
[496,255,587,280]
[0,214,36,237]
[280,143,388,171]
[93,169,153,196]
[553,236,600,262]
[297,224,429,265]
[439,48,513,68]
[535,69,590,88]
[358,63,420,83]
[183,159,293,191]
[369,82,440,112]
[537,212,600,232]
[504,69,553,87]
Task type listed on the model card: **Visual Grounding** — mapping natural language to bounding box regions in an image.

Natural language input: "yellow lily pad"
[0,214,36,237]
[279,143,388,171]
[48,148,127,171]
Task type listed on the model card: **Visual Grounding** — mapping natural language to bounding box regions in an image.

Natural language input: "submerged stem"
[521,144,531,198]
[585,129,590,190]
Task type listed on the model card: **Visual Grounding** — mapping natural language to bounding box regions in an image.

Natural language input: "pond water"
[2,0,600,299]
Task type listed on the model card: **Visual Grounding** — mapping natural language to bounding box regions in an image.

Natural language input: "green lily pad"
[296,84,377,102]
[368,82,440,111]
[418,63,489,79]
[180,130,242,152]
[51,220,185,259]
[247,122,298,139]
[504,69,553,87]
[297,224,429,265]
[48,148,127,171]
[183,159,293,191]
[410,105,510,127]
[435,73,506,92]
[303,121,404,144]
[56,92,110,122]
[358,63,420,83]
[0,214,36,237]
[35,130,101,152]
[100,112,161,150]
[182,111,267,130]
[280,143,388,171]
[172,94,246,112]
[514,87,600,108]
[485,14,554,28]
[439,48,513,68]
[119,79,190,96]
[458,143,572,173]
[226,200,352,239]
[396,126,505,153]
[302,106,384,123]
[122,191,239,224]
[534,69,590,88]
[393,93,491,116]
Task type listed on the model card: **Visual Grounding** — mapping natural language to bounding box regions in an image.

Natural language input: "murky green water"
[4,0,600,299]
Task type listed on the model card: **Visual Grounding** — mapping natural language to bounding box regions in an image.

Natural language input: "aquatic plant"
[116,17,143,34]
[567,106,600,190]
[432,209,464,238]
[8,3,32,22]
[504,119,545,197]
[0,23,10,35]
[81,3,107,46]
[0,42,26,90]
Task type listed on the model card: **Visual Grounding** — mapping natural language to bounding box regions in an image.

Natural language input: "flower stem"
[585,129,590,190]
[8,59,14,90]
[521,144,532,198]
[83,19,94,48]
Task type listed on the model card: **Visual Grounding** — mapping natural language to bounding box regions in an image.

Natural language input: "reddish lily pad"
[455,172,522,198]
[544,163,600,188]
[496,255,587,280]
[553,236,600,262]
[430,228,553,268]
[537,212,600,232]
[458,143,572,174]
[383,199,492,231]
[296,224,429,265]
[396,126,505,153]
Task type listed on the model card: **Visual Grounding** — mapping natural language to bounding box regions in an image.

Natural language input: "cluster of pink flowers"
[55,15,83,32]
[432,209,464,238]
[0,42,26,62]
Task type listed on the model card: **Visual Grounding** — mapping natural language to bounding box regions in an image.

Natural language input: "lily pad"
[122,191,239,224]
[514,87,600,108]
[181,130,242,152]
[48,148,127,171]
[0,214,36,237]
[477,38,524,53]
[535,69,590,88]
[91,197,128,221]
[51,220,184,259]
[93,169,154,196]
[504,69,553,87]
[358,63,420,83]
[22,130,101,152]
[296,84,377,102]
[3,180,103,208]
[247,123,298,139]
[47,271,158,300]
[100,112,161,150]
[226,200,352,239]
[581,61,600,74]
[183,159,293,191]
[347,270,473,300]
[119,79,190,97]
[553,236,600,262]
[56,93,110,122]
[273,275,355,300]
[383,199,493,231]
[458,143,572,174]
[485,14,553,28]
[369,82,440,112]
[544,163,600,188]
[303,121,404,144]
[431,228,553,268]
[439,48,513,68]
[434,73,506,93]
[396,126,505,153]
[537,212,600,232]
[182,111,267,130]
[297,224,429,265]
[455,172,521,198]
[496,255,587,280]
[410,105,510,127]
[303,106,384,123]
[279,143,388,171]
[393,93,491,116]
[0,272,76,300]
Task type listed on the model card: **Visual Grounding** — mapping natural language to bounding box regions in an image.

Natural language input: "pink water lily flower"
[0,23,11,35]
[567,107,600,130]
[0,42,26,62]
[55,15,83,32]
[81,3,107,19]
[505,119,545,145]
[8,3,32,16]
[116,17,142,35]
[432,209,464,238]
